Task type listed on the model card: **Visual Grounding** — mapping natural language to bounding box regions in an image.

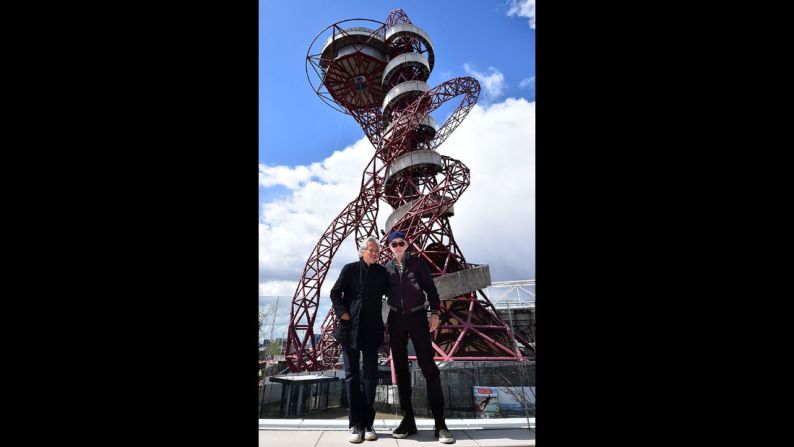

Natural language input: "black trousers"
[342,343,379,429]
[388,310,445,420]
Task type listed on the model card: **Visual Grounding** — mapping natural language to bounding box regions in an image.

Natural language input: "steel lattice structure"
[286,9,534,372]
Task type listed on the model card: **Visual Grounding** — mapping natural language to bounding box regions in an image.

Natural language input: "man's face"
[361,240,379,264]
[389,237,407,258]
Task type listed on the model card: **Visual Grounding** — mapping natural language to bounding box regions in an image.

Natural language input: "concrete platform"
[259,418,535,447]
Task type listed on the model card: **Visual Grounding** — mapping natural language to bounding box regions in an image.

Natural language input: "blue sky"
[259,1,535,340]
[260,0,535,168]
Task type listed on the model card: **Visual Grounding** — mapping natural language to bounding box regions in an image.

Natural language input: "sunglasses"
[390,241,406,248]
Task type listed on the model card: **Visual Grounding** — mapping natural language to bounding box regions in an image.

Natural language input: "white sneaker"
[364,426,377,441]
[349,427,364,443]
[436,427,455,444]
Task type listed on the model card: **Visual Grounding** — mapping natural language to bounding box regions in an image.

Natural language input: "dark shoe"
[364,426,377,441]
[391,417,417,439]
[349,426,364,443]
[434,426,455,444]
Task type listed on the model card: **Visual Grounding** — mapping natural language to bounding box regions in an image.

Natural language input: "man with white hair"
[330,235,390,443]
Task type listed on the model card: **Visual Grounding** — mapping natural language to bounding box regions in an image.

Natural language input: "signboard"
[472,386,500,418]
[495,386,535,416]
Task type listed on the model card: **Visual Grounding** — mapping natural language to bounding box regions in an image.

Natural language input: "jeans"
[388,310,445,420]
[342,343,380,429]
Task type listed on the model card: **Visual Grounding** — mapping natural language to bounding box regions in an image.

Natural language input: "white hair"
[358,236,380,254]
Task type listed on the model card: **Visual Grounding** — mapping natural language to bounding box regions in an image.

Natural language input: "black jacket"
[329,258,390,350]
[384,252,440,314]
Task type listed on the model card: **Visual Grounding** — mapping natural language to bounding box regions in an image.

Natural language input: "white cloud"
[259,164,312,189]
[507,0,536,29]
[259,140,374,190]
[436,98,535,281]
[258,280,300,297]
[259,137,375,298]
[260,98,535,334]
[519,77,535,89]
[463,64,506,101]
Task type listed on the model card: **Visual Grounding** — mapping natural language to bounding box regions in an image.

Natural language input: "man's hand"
[429,313,439,332]
[340,312,351,321]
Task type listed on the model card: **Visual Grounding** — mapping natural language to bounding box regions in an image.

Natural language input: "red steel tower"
[286,9,533,372]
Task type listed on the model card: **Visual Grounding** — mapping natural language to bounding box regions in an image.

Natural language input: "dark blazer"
[329,258,390,350]
[384,252,440,314]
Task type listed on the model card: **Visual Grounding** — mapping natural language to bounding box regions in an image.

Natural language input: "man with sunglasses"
[384,231,454,444]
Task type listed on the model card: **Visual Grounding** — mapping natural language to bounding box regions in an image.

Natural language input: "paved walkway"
[259,418,535,447]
